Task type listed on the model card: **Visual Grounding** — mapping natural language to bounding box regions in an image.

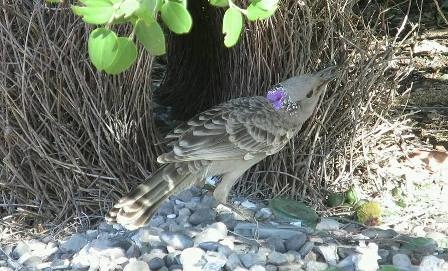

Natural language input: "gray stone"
[203,251,227,271]
[13,241,31,259]
[218,244,233,257]
[285,251,301,263]
[266,236,286,253]
[199,241,220,251]
[86,229,98,239]
[241,200,257,209]
[285,233,307,252]
[148,257,165,270]
[226,253,242,270]
[240,252,267,268]
[189,208,216,225]
[176,190,194,202]
[168,265,182,271]
[201,195,217,208]
[98,222,114,232]
[278,264,304,271]
[194,222,228,244]
[266,265,278,271]
[126,244,140,258]
[124,259,150,271]
[140,249,167,266]
[160,232,193,250]
[315,218,342,231]
[392,254,412,269]
[337,247,357,259]
[149,216,165,227]
[298,241,314,258]
[337,255,356,269]
[378,249,390,264]
[255,208,273,220]
[60,234,88,252]
[234,223,302,239]
[220,238,234,249]
[315,244,338,265]
[158,201,175,216]
[177,208,192,223]
[112,240,133,251]
[17,253,42,267]
[218,212,238,230]
[164,252,181,266]
[267,251,289,265]
[50,259,71,270]
[180,247,205,268]
[0,268,13,271]
[136,230,162,247]
[361,228,398,239]
[305,261,328,271]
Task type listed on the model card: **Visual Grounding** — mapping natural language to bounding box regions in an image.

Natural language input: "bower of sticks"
[0,0,411,238]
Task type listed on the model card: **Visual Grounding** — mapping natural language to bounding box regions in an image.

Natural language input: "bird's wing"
[158,97,298,163]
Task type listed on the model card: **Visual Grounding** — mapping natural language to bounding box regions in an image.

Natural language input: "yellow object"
[356,201,381,226]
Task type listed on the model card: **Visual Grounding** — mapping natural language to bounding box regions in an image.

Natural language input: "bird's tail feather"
[105,164,198,230]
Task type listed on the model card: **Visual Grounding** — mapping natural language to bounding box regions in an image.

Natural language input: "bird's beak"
[315,65,338,83]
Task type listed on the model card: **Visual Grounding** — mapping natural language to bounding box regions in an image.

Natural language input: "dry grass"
[0,0,415,239]
[0,1,162,238]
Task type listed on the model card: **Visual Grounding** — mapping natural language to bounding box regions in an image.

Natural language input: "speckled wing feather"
[158,96,297,163]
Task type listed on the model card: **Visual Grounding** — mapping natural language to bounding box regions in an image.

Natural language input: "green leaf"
[134,0,159,24]
[79,0,113,6]
[161,1,193,34]
[135,19,166,55]
[88,28,118,71]
[119,0,141,17]
[253,0,278,11]
[209,0,228,7]
[246,3,275,21]
[401,237,437,253]
[269,198,319,227]
[71,5,114,24]
[170,0,187,7]
[222,7,243,48]
[104,37,137,74]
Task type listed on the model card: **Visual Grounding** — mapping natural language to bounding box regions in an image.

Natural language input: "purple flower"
[266,88,287,111]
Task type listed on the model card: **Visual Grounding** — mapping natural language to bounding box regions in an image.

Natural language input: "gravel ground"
[1,186,447,271]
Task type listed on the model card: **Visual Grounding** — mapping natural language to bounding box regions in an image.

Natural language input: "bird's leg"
[213,171,241,204]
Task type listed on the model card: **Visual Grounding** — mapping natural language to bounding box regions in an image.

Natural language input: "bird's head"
[266,66,337,112]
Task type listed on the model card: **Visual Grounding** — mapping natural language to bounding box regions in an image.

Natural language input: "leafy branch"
[48,0,279,74]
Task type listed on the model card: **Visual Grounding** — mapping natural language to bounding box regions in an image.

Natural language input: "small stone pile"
[1,187,447,271]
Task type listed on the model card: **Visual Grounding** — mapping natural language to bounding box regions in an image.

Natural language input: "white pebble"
[316,218,342,231]
[124,259,150,271]
[241,200,257,209]
[420,255,445,271]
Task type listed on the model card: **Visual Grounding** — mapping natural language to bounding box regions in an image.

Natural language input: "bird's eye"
[306,89,313,98]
